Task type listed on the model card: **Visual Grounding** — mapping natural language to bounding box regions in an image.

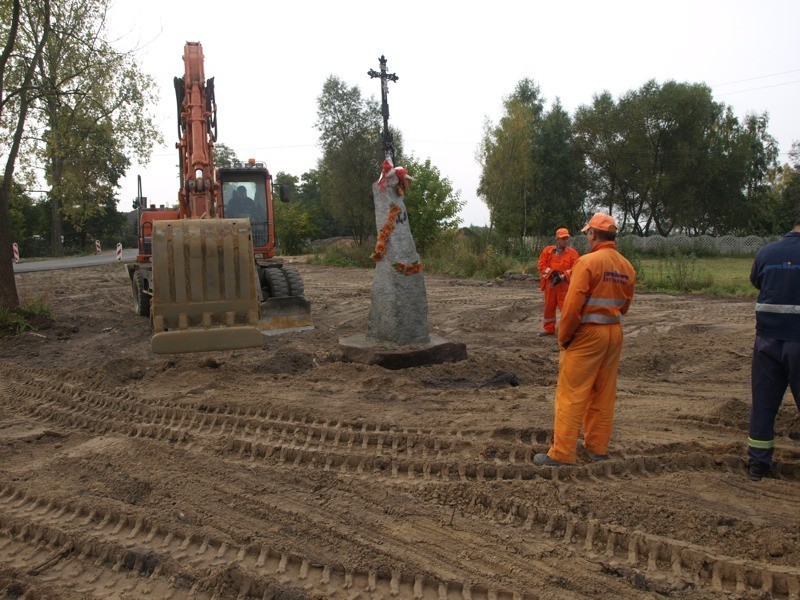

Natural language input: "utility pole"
[368,55,399,162]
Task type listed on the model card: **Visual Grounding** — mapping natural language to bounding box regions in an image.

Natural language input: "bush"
[307,244,374,268]
[274,202,320,256]
[422,234,518,279]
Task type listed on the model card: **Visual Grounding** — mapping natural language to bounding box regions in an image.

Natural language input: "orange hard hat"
[556,228,570,239]
[581,212,618,233]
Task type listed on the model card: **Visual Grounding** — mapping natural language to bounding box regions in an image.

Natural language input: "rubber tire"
[282,267,305,297]
[263,267,289,299]
[132,270,151,317]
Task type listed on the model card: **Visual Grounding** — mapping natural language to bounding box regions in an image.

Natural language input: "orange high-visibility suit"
[547,240,635,463]
[537,245,579,334]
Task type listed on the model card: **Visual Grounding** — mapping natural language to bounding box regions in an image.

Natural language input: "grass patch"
[638,255,756,298]
[0,299,53,335]
[308,235,757,299]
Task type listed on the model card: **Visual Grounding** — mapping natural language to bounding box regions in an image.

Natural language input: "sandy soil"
[0,260,798,600]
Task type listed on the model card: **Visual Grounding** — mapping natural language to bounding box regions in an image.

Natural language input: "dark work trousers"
[748,335,800,467]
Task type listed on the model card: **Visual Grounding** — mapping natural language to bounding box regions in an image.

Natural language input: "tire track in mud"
[0,485,532,600]
[5,478,795,600]
[6,365,800,597]
[675,413,800,442]
[4,366,800,487]
[418,492,800,599]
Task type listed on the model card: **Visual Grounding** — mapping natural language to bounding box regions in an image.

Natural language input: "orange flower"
[373,204,403,262]
[392,261,424,276]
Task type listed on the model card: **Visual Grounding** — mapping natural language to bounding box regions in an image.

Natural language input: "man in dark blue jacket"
[748,216,800,481]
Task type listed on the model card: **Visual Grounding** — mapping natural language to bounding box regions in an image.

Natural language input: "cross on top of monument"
[368,55,399,161]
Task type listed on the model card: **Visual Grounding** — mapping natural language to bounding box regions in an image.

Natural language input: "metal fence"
[524,234,776,256]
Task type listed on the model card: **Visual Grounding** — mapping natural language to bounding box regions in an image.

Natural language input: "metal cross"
[368,55,399,162]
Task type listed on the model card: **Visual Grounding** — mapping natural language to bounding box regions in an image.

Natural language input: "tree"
[574,80,778,235]
[0,0,50,310]
[535,100,585,235]
[294,168,346,239]
[45,112,129,248]
[754,140,800,234]
[574,92,632,226]
[214,142,238,168]
[314,75,383,244]
[477,79,585,243]
[6,180,48,256]
[401,156,463,253]
[35,0,160,256]
[478,79,545,243]
[272,171,320,255]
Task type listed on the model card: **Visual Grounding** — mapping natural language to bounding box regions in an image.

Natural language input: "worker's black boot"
[748,462,769,482]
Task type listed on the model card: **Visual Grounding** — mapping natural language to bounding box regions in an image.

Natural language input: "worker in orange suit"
[534,213,635,466]
[537,228,579,336]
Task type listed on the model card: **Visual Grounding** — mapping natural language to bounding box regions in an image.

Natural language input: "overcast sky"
[109,0,800,226]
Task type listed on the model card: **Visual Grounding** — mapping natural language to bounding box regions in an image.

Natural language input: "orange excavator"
[127,42,312,354]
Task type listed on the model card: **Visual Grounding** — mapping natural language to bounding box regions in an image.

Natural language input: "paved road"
[13,249,138,273]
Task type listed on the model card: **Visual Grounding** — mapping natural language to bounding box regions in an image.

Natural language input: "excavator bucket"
[257,296,314,335]
[150,219,263,354]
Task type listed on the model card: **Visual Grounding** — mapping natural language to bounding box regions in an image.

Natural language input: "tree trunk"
[0,169,20,311]
[0,0,51,310]
[50,157,64,256]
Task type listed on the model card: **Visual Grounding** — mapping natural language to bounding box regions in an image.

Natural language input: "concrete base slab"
[338,334,467,370]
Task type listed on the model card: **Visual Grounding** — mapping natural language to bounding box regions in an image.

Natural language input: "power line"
[712,68,800,87]
[715,79,800,96]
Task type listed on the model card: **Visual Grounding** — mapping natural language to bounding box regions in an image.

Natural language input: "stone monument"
[338,56,466,369]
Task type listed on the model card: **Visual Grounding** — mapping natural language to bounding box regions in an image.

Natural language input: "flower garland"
[393,261,423,275]
[370,203,424,276]
[371,204,402,262]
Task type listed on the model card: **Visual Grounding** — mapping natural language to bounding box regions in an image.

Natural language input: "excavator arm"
[176,42,217,219]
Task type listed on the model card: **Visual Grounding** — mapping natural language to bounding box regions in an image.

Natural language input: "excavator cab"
[220,169,269,248]
[219,164,313,335]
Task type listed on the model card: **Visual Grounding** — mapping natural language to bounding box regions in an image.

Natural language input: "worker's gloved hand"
[549,271,564,287]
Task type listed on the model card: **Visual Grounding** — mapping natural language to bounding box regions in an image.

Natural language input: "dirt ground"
[0,260,798,600]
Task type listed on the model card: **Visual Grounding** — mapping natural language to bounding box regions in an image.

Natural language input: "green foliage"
[478,79,585,240]
[7,182,50,256]
[0,299,52,335]
[638,252,712,293]
[401,156,463,253]
[29,0,160,256]
[422,234,516,279]
[292,168,348,239]
[45,113,129,238]
[638,255,756,297]
[214,143,238,168]
[574,80,778,236]
[314,76,383,244]
[274,199,320,256]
